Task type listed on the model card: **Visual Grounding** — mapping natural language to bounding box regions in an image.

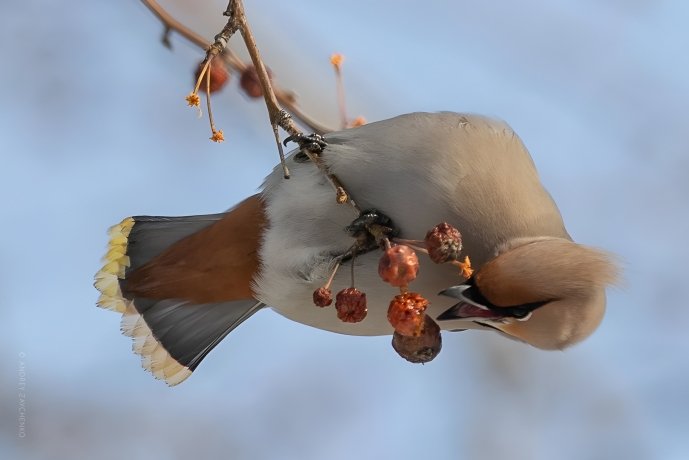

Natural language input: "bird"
[94,112,618,385]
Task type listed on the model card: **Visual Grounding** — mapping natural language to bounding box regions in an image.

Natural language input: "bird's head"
[437,238,619,350]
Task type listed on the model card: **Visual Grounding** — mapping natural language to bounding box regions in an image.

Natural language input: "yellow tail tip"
[95,217,134,312]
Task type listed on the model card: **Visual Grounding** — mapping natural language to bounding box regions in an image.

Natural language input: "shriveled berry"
[378,244,419,287]
[195,60,230,93]
[313,287,333,307]
[240,65,273,98]
[392,315,442,363]
[335,288,367,323]
[387,292,429,337]
[425,222,462,264]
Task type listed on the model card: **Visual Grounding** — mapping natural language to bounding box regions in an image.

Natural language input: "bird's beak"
[436,285,501,321]
[436,284,537,322]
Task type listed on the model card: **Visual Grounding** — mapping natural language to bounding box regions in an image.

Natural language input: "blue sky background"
[2,1,688,459]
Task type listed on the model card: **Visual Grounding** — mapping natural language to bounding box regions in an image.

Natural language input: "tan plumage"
[95,112,618,385]
[474,238,619,349]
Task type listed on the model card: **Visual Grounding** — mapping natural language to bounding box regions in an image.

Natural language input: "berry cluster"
[310,260,368,324]
[311,222,471,363]
[192,60,273,98]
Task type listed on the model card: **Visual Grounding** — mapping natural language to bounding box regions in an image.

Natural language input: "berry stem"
[194,57,212,95]
[393,238,426,247]
[350,249,357,288]
[324,260,341,290]
[205,60,221,140]
[392,240,429,256]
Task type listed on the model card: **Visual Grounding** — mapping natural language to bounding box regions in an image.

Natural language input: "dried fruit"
[425,222,462,264]
[195,60,230,93]
[240,65,273,99]
[387,292,429,337]
[313,261,341,308]
[312,287,333,307]
[335,288,367,323]
[392,315,442,363]
[378,244,419,287]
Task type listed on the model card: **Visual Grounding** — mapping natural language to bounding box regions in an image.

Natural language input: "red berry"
[312,287,333,307]
[387,292,429,337]
[335,288,367,323]
[391,315,442,363]
[378,245,419,287]
[194,60,230,93]
[240,65,273,99]
[425,222,462,264]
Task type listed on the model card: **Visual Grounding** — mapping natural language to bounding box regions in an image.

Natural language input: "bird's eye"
[510,307,532,319]
[502,299,551,319]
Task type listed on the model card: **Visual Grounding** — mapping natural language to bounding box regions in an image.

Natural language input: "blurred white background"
[1,1,688,459]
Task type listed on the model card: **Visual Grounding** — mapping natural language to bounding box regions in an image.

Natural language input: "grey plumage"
[129,297,263,371]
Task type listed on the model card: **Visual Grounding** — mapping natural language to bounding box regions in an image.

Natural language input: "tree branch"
[141,0,360,210]
[140,0,332,135]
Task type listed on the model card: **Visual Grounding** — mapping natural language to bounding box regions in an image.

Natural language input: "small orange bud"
[185,93,200,107]
[330,53,344,70]
[210,129,224,142]
[335,187,348,204]
[349,116,366,128]
[457,255,473,279]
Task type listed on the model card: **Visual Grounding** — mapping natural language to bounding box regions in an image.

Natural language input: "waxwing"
[95,112,618,385]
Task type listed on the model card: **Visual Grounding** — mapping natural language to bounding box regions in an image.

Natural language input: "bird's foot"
[345,209,399,255]
[283,133,328,162]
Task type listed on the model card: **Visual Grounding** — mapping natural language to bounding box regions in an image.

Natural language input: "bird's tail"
[94,197,266,385]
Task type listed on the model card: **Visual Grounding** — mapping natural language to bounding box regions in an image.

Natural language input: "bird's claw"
[345,209,399,254]
[283,133,328,162]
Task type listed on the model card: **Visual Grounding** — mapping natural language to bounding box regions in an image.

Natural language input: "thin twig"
[140,0,332,134]
[293,147,361,211]
[219,1,360,209]
[331,55,348,129]
[331,55,365,130]
[226,0,291,177]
